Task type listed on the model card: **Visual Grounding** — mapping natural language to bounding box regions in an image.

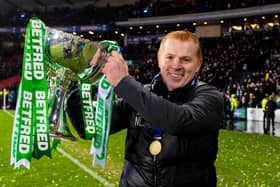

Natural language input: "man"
[223,91,231,129]
[265,95,278,135]
[229,94,238,129]
[95,30,224,187]
[65,30,223,186]
[261,94,269,134]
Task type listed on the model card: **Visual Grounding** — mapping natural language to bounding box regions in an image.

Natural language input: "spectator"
[261,94,269,134]
[265,95,278,135]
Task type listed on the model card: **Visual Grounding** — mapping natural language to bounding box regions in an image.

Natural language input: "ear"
[157,50,161,68]
[196,59,202,73]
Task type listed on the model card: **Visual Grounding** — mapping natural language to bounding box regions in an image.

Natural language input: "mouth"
[169,72,184,79]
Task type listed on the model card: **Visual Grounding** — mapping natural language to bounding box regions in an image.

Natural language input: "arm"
[115,76,224,135]
[110,97,131,134]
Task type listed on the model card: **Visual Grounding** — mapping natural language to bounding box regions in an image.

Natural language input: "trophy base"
[50,133,77,141]
[50,123,77,141]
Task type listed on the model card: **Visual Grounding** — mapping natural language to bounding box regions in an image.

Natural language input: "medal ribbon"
[10,18,51,169]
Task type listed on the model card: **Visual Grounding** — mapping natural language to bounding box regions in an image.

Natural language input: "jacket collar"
[150,73,198,100]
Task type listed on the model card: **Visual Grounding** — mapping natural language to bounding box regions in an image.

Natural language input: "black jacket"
[111,75,224,187]
[265,99,278,117]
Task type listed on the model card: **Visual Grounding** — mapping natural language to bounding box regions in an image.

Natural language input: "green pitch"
[0,110,124,187]
[0,110,280,186]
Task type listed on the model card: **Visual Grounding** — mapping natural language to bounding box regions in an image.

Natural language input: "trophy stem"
[49,75,76,140]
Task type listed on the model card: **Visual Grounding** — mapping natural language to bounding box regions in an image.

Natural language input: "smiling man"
[90,30,224,186]
[157,31,202,91]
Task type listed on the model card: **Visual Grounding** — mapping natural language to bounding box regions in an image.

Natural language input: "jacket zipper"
[153,155,157,187]
[167,92,171,100]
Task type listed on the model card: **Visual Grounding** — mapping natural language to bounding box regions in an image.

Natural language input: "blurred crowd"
[0,18,280,113]
[0,34,23,80]
[125,28,280,108]
[0,0,279,26]
[200,28,280,107]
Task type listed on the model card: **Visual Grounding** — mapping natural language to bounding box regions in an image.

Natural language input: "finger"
[111,51,119,57]
[102,63,108,74]
[119,52,125,62]
[90,48,101,67]
[111,51,125,64]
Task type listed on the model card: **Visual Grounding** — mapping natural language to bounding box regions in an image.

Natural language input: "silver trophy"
[45,27,118,140]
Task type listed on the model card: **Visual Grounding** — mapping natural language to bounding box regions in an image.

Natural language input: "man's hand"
[90,49,129,87]
[102,51,129,87]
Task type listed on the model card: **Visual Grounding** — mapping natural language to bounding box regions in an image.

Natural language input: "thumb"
[90,48,101,67]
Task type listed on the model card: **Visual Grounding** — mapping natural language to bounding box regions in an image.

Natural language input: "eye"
[166,55,173,60]
[181,57,191,63]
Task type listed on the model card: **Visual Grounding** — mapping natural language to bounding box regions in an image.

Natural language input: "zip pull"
[167,92,171,99]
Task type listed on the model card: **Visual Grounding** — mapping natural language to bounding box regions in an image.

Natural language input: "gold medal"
[149,140,162,156]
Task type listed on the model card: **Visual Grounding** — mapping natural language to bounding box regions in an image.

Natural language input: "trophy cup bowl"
[45,27,106,81]
[45,27,118,140]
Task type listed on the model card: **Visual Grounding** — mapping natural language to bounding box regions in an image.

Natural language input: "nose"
[171,58,182,69]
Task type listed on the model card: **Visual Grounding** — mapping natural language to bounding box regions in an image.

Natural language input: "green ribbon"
[10,82,22,167]
[90,75,115,167]
[11,18,120,169]
[77,40,119,167]
[10,18,51,169]
[79,80,95,139]
[89,41,119,168]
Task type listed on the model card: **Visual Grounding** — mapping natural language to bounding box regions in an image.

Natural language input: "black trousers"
[263,111,267,134]
[266,115,275,135]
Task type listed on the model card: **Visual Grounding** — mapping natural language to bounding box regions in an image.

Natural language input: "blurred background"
[0,0,279,135]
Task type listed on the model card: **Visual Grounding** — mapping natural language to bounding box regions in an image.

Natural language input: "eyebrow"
[165,53,191,59]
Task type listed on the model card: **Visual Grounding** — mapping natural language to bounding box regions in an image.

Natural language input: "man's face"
[158,39,202,91]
